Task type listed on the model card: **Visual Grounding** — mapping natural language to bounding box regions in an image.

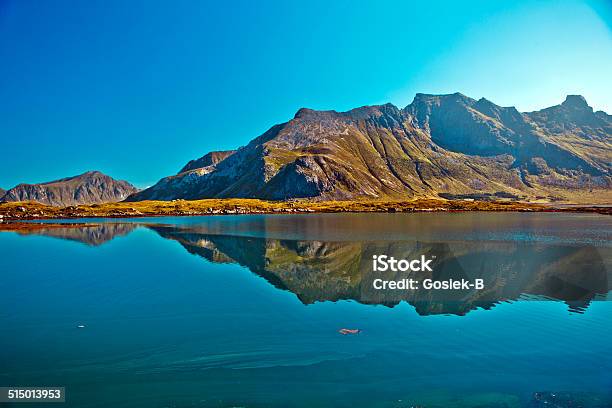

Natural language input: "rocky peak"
[405,92,477,118]
[44,170,108,185]
[378,102,402,117]
[474,98,525,126]
[562,95,591,111]
[294,108,317,119]
[342,103,403,123]
[411,92,468,101]
[525,95,608,139]
[179,150,237,173]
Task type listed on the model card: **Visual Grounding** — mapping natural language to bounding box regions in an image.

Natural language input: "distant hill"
[2,171,139,206]
[126,93,611,203]
[0,188,5,199]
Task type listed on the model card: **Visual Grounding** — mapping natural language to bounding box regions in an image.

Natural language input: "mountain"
[127,94,611,203]
[2,171,139,206]
[0,188,5,199]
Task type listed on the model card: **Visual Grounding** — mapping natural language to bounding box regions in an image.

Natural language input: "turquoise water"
[1,213,611,407]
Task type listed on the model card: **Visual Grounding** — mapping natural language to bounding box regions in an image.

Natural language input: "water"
[1,213,611,407]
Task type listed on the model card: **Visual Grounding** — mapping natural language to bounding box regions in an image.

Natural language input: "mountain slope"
[179,150,236,173]
[0,188,5,199]
[2,171,139,206]
[127,94,611,203]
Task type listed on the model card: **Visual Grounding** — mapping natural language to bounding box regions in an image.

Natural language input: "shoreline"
[0,198,610,223]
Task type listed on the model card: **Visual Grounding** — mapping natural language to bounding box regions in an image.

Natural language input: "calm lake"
[1,212,611,407]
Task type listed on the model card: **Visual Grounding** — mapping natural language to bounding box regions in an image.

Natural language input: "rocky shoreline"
[0,198,610,223]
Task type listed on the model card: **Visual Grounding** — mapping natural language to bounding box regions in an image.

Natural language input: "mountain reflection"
[148,225,610,315]
[13,223,137,246]
[8,218,611,315]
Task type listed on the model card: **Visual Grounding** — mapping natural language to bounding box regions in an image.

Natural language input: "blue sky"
[0,0,610,188]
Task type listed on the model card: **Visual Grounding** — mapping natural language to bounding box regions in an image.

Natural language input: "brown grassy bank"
[0,198,609,222]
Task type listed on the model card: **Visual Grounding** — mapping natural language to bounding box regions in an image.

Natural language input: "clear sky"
[0,0,610,189]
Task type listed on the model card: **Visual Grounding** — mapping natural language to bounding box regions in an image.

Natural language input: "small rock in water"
[530,391,605,407]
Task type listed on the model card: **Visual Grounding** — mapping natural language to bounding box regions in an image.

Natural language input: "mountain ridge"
[123,93,609,203]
